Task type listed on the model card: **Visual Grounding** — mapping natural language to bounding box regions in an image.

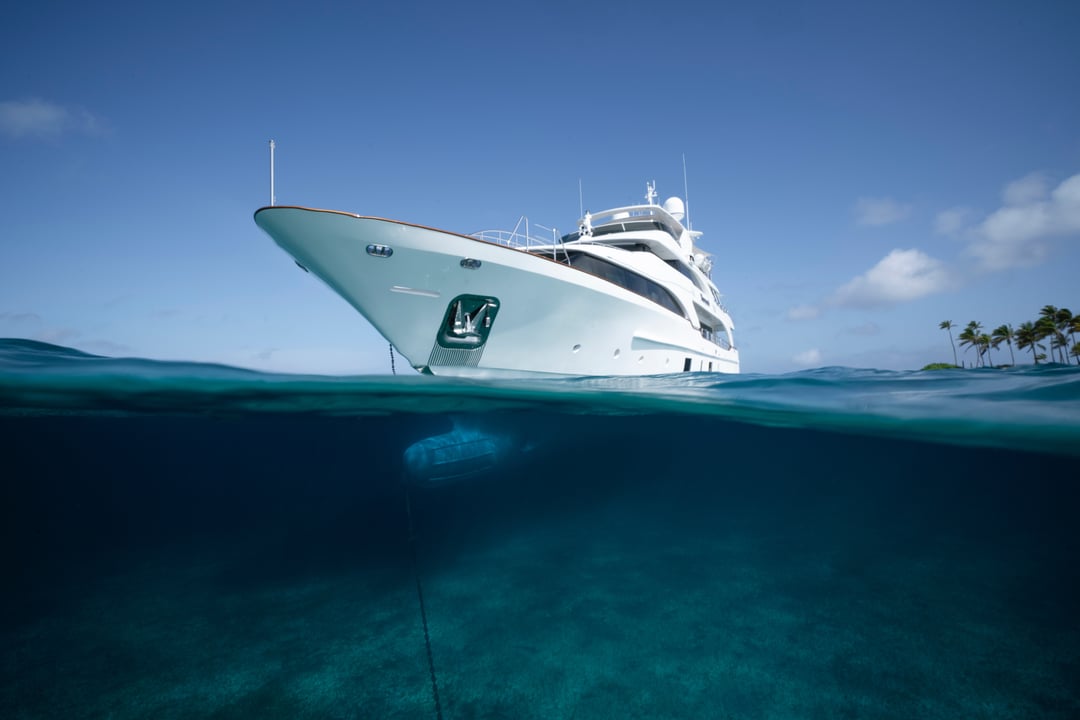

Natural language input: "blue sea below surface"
[2,338,1079,719]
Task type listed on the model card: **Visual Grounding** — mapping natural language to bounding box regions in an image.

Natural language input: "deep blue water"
[2,338,1079,719]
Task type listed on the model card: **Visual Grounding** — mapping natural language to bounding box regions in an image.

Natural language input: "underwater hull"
[255,206,739,377]
[402,422,531,487]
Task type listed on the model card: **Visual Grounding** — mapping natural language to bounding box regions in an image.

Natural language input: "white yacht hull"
[255,206,739,377]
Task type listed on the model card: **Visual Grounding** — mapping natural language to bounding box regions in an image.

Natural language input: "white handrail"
[471,215,558,249]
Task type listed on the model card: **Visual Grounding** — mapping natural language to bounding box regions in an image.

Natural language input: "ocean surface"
[2,338,1079,719]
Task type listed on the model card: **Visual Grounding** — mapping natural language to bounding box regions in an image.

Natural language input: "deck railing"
[471,216,559,250]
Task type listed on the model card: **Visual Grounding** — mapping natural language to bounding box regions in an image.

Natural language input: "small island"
[930,305,1078,369]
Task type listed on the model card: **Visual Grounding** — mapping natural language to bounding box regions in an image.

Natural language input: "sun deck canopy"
[561,204,687,246]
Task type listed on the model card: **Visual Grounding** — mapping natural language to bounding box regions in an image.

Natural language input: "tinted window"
[665,260,707,291]
[565,252,685,318]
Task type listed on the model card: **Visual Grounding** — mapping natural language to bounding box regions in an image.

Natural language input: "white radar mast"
[645,180,657,205]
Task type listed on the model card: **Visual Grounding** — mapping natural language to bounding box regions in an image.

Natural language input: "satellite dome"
[662,196,685,221]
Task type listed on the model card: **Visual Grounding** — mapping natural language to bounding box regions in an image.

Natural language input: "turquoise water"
[2,338,1079,718]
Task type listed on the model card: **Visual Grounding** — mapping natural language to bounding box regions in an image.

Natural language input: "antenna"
[578,178,583,218]
[269,139,276,206]
[682,153,691,231]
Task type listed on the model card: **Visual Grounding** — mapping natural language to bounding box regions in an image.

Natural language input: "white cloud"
[792,348,822,366]
[1002,172,1048,206]
[934,206,973,236]
[830,248,950,308]
[968,172,1080,270]
[0,98,103,139]
[787,304,820,320]
[779,175,1077,317]
[854,197,912,227]
[1055,173,1080,227]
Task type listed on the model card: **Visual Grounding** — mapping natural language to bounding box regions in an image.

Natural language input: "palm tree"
[1050,331,1070,365]
[1055,308,1075,365]
[1034,317,1058,363]
[1038,306,1066,363]
[991,324,1016,366]
[958,321,984,367]
[939,320,958,367]
[1072,315,1080,365]
[939,307,1076,368]
[1015,321,1041,365]
[963,321,989,367]
[978,333,993,368]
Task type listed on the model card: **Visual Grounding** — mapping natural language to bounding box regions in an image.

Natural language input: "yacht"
[254,182,738,377]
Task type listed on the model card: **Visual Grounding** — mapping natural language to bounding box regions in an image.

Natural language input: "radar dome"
[662,196,685,221]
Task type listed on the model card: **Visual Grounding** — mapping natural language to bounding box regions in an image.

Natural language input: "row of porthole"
[570,344,665,364]
[571,344,625,357]
[570,348,717,371]
[572,344,726,364]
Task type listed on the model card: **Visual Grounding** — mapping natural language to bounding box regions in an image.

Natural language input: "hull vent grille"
[428,344,484,368]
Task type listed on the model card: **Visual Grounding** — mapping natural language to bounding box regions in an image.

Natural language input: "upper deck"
[561,204,686,247]
[472,202,693,258]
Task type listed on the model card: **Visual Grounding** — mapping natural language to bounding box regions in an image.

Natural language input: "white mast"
[269,139,276,206]
[682,153,691,231]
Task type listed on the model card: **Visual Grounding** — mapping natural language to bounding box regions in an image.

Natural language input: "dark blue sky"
[2,0,1078,372]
